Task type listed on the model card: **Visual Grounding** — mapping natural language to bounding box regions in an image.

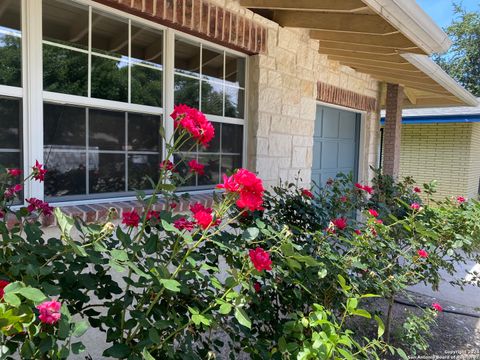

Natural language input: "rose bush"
[0,105,478,359]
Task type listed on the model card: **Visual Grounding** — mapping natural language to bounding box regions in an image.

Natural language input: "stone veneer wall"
[209,0,381,188]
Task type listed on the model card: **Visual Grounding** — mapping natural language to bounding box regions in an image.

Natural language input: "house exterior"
[1,0,478,225]
[381,100,480,200]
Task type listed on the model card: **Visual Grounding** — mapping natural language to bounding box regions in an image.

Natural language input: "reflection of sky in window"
[0,26,21,39]
[205,80,223,94]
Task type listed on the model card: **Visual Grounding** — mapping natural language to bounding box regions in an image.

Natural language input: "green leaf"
[352,309,371,319]
[374,315,385,338]
[396,348,409,360]
[71,342,86,355]
[17,287,47,303]
[3,293,21,307]
[72,320,89,337]
[55,208,74,235]
[242,228,259,241]
[111,249,129,262]
[142,349,156,360]
[148,328,161,344]
[159,279,181,292]
[318,269,328,279]
[234,308,251,329]
[161,220,176,232]
[103,343,131,358]
[219,303,232,315]
[3,281,25,294]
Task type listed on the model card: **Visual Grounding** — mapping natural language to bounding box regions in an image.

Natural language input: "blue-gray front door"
[312,105,360,187]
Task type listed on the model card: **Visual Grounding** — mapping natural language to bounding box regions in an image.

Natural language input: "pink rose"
[36,300,62,325]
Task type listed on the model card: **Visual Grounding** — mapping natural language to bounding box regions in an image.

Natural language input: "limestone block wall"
[399,123,474,200]
[210,0,382,188]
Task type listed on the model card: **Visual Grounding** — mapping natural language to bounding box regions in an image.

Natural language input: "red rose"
[146,210,160,221]
[169,203,177,209]
[332,217,347,230]
[253,282,261,293]
[355,183,373,194]
[26,198,54,217]
[32,161,47,182]
[301,189,314,199]
[457,196,466,204]
[417,249,428,258]
[174,218,195,231]
[217,169,265,212]
[190,203,219,229]
[413,187,421,193]
[340,196,348,203]
[432,302,443,312]
[171,104,215,146]
[410,203,420,210]
[160,160,175,172]
[368,209,379,218]
[122,210,140,227]
[188,159,205,175]
[0,280,9,299]
[7,168,22,177]
[354,229,362,235]
[249,248,272,272]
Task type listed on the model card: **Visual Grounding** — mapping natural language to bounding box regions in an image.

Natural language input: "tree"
[434,2,480,97]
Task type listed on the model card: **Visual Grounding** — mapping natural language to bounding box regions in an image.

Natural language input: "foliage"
[434,2,480,97]
[399,309,437,355]
[0,107,479,359]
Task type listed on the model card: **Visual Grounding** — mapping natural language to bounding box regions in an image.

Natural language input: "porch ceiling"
[240,0,479,108]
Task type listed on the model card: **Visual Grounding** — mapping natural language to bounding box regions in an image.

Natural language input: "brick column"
[383,83,404,178]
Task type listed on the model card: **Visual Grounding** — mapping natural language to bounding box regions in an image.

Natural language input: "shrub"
[0,106,479,359]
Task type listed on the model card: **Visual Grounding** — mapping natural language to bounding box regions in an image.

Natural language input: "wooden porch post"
[383,83,404,178]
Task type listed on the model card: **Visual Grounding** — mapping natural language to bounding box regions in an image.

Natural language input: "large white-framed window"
[5,0,247,205]
[0,0,23,189]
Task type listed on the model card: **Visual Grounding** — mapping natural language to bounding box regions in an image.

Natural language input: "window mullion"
[23,0,44,201]
[164,29,175,162]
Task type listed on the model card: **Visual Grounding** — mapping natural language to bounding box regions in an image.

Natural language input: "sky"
[416,0,479,29]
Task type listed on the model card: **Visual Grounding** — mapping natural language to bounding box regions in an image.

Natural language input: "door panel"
[312,105,360,187]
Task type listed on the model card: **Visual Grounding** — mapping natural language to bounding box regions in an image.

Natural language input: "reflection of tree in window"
[0,35,21,87]
[91,57,128,102]
[131,66,162,107]
[43,45,88,96]
[174,76,200,109]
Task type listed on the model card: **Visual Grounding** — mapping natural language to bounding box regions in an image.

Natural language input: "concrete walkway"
[408,256,480,310]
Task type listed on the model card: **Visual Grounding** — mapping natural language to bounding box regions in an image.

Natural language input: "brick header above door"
[317,82,377,112]
[94,0,267,54]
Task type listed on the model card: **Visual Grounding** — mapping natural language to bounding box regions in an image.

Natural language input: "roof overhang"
[240,0,478,108]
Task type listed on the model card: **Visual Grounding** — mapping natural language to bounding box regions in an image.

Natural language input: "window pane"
[128,113,161,152]
[225,55,245,88]
[221,155,242,176]
[174,153,196,187]
[128,154,160,191]
[131,24,163,67]
[0,152,20,171]
[221,124,243,154]
[89,109,125,151]
[44,151,87,197]
[43,45,88,96]
[202,47,223,83]
[0,0,21,87]
[201,81,223,116]
[199,122,220,153]
[0,98,21,149]
[198,155,220,186]
[91,56,128,102]
[174,75,199,109]
[131,65,162,107]
[89,153,125,193]
[92,10,128,58]
[44,104,86,148]
[225,86,244,119]
[174,39,200,77]
[43,0,89,49]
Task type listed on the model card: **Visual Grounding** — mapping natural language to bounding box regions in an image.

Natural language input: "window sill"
[7,191,218,229]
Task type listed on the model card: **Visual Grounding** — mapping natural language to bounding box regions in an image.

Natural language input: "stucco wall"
[399,123,475,200]
[211,0,381,188]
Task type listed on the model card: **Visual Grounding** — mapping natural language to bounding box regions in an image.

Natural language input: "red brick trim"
[317,82,377,112]
[93,0,267,55]
[6,192,217,228]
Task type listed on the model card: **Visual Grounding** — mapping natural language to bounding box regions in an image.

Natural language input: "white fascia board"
[401,53,479,107]
[362,0,452,55]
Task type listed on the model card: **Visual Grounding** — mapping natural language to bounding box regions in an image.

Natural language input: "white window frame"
[18,0,248,206]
